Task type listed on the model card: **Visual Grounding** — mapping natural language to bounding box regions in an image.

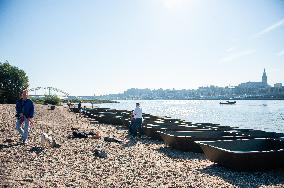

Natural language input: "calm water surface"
[87,100,284,133]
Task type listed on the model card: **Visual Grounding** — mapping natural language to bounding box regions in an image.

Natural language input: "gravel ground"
[0,104,283,188]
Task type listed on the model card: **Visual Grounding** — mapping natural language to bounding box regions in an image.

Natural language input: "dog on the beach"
[40,132,56,147]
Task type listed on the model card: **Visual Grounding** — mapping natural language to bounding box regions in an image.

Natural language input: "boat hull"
[197,138,284,170]
[220,101,236,104]
[143,125,207,140]
[159,130,246,153]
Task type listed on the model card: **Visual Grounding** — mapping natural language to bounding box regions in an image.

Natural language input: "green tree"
[0,61,29,103]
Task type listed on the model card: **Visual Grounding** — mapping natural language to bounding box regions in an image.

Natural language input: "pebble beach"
[0,104,284,188]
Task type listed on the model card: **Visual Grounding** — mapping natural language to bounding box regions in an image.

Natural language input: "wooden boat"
[193,123,233,131]
[219,101,236,105]
[143,124,210,140]
[196,138,284,170]
[158,130,246,153]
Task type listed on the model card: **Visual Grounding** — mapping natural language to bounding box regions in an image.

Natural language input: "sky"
[0,0,284,96]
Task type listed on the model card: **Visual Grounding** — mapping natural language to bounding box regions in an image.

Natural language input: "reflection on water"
[89,100,284,133]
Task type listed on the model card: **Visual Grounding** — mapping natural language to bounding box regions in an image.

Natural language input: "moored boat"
[196,138,284,170]
[219,101,236,105]
[158,130,246,152]
[143,124,209,140]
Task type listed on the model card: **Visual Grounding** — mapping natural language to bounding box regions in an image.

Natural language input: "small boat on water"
[196,138,284,170]
[219,101,236,105]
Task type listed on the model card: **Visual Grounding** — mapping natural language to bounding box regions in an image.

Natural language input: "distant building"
[238,69,269,89]
[262,68,267,85]
[274,83,282,88]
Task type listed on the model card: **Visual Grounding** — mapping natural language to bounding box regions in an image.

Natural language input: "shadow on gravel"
[123,135,163,148]
[122,138,138,148]
[0,138,21,151]
[199,164,284,188]
[29,146,45,155]
[156,146,205,160]
[0,142,21,151]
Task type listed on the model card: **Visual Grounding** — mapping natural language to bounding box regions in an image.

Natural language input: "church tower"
[262,68,267,85]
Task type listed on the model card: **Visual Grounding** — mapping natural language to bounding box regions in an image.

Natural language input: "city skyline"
[1,0,284,96]
[95,68,280,96]
[27,68,282,97]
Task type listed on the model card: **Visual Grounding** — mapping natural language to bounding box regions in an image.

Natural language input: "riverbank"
[0,104,283,187]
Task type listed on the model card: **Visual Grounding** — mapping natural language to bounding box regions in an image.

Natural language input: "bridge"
[28,87,69,97]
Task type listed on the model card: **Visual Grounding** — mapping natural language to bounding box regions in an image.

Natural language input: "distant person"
[131,103,143,138]
[82,106,87,113]
[78,101,82,112]
[67,100,71,109]
[15,89,35,144]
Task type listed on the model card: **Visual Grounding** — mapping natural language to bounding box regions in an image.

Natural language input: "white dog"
[40,132,55,147]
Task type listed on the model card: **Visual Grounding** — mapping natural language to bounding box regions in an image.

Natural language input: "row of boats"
[70,107,284,171]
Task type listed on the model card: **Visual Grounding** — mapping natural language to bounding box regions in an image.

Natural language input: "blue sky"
[1,0,284,96]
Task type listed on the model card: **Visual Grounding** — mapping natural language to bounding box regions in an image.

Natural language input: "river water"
[85,100,284,133]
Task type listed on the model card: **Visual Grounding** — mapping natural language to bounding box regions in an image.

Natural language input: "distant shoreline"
[100,98,284,101]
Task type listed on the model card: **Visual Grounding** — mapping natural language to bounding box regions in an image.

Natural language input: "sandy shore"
[0,104,284,187]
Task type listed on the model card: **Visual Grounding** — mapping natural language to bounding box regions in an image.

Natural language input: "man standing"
[15,89,34,144]
[131,103,143,137]
[78,101,82,112]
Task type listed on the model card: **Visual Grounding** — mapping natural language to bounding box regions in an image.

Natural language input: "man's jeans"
[130,118,143,137]
[15,117,30,142]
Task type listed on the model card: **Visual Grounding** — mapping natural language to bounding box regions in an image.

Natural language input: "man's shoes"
[22,139,28,145]
[19,138,24,144]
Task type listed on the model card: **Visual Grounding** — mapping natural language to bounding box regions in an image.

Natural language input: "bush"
[30,97,45,104]
[43,95,60,105]
[0,61,29,103]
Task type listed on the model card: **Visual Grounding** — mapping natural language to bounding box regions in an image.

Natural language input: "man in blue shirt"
[15,89,34,144]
